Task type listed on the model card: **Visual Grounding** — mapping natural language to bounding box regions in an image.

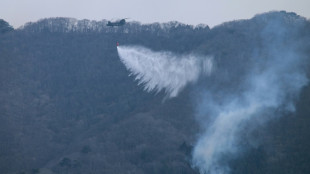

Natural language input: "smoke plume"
[192,62,307,173]
[117,13,308,174]
[192,15,308,173]
[117,46,213,98]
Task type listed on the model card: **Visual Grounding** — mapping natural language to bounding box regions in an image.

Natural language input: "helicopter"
[106,18,128,27]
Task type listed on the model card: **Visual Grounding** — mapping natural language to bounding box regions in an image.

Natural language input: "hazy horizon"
[2,0,310,28]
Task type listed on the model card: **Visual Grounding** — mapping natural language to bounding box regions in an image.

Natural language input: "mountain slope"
[0,11,310,174]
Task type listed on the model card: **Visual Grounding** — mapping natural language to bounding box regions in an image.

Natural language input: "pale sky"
[2,0,310,28]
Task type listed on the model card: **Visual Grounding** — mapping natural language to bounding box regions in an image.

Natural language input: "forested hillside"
[1,11,310,174]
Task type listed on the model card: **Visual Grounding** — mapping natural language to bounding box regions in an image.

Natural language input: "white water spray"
[117,46,213,98]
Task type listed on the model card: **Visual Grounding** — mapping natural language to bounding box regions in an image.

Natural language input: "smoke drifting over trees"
[1,11,310,174]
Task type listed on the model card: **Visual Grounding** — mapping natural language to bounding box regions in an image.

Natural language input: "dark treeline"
[0,11,310,174]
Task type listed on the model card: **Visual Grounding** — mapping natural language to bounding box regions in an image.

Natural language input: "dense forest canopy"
[1,11,310,174]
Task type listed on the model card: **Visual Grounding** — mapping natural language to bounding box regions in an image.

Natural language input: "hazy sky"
[2,0,310,28]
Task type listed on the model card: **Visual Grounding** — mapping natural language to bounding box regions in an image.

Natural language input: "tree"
[0,19,13,34]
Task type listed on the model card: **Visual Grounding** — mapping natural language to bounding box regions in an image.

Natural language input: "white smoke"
[117,46,213,98]
[192,66,308,174]
[116,16,308,174]
[191,19,308,173]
